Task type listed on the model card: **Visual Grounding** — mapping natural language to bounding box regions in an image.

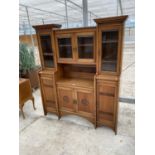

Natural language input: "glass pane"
[102,30,118,42]
[40,35,54,68]
[101,30,118,72]
[43,55,54,67]
[58,38,72,58]
[78,36,93,59]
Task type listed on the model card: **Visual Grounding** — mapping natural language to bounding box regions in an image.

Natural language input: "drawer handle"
[99,92,114,97]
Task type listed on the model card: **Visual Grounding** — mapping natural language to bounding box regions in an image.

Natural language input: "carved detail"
[81,99,89,105]
[63,96,69,103]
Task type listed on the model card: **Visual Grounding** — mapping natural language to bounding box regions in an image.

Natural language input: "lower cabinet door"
[76,88,94,117]
[97,81,117,124]
[40,77,56,109]
[57,87,75,112]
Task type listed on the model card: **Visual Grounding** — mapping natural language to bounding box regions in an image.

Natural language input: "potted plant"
[19,42,40,89]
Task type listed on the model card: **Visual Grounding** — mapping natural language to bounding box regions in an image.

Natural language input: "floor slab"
[19,89,135,155]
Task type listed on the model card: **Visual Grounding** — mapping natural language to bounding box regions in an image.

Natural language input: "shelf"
[58,60,96,65]
[43,53,53,56]
[78,44,93,46]
[58,44,72,47]
[102,40,118,43]
[57,78,94,89]
[102,60,117,63]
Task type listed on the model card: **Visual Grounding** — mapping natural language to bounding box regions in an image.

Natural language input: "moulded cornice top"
[94,15,128,24]
[33,24,61,30]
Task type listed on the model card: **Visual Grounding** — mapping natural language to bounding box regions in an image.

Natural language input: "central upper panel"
[54,27,96,65]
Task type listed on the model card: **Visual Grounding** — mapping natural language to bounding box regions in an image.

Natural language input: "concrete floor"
[19,89,135,155]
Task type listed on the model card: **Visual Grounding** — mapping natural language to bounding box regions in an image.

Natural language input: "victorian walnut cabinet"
[33,15,127,134]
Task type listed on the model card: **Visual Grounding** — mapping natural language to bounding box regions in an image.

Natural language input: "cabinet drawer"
[98,84,115,99]
[42,78,53,87]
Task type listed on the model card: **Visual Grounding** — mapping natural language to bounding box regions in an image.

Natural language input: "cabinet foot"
[94,123,97,129]
[44,110,47,116]
[31,97,36,110]
[58,114,61,120]
[114,128,117,135]
[21,108,25,119]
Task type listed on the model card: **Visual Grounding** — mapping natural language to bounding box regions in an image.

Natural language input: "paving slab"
[19,89,135,155]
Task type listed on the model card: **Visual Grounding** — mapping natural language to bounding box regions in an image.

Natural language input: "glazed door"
[75,32,95,64]
[39,33,55,69]
[57,87,75,112]
[97,80,117,123]
[40,77,56,109]
[99,26,122,75]
[76,88,94,117]
[56,34,75,63]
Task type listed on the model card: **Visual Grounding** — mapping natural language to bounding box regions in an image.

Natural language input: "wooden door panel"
[97,83,116,122]
[41,77,56,108]
[38,32,55,69]
[57,87,74,112]
[99,95,114,113]
[75,31,96,63]
[76,89,94,116]
[98,85,115,113]
[98,25,122,75]
[55,33,75,63]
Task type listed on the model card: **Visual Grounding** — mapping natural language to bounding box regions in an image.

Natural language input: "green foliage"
[19,42,36,74]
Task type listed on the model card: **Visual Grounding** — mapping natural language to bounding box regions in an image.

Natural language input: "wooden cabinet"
[33,24,61,116]
[38,71,58,115]
[57,79,95,124]
[55,28,96,64]
[33,16,127,134]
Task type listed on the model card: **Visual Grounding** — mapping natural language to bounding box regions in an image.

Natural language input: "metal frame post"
[23,21,26,35]
[64,0,69,28]
[89,12,91,25]
[117,0,118,15]
[118,0,123,15]
[66,0,98,18]
[25,6,35,48]
[42,18,44,24]
[82,0,88,26]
